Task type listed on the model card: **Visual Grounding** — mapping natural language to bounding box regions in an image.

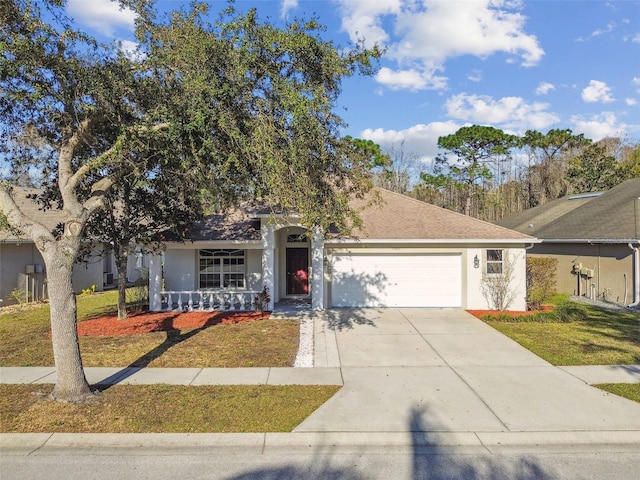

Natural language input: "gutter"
[540,238,640,244]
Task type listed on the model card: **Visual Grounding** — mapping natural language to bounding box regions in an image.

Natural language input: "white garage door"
[331,254,462,308]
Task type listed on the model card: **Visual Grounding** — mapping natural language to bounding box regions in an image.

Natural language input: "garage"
[330,253,462,308]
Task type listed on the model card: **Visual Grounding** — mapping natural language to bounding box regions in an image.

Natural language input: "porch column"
[311,228,324,310]
[148,254,162,311]
[261,223,275,311]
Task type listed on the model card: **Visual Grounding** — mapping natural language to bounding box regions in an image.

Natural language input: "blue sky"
[66,0,640,162]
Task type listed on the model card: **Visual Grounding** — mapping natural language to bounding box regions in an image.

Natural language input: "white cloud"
[375,67,447,91]
[335,0,543,92]
[335,0,401,47]
[67,0,136,37]
[280,0,298,18]
[360,121,461,163]
[582,80,614,103]
[535,82,555,95]
[634,77,640,92]
[467,69,483,82]
[631,33,640,43]
[570,112,627,140]
[626,98,638,106]
[444,93,560,131]
[120,40,144,61]
[591,21,616,37]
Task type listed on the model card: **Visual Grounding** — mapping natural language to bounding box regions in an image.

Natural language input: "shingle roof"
[3,187,534,244]
[347,189,534,241]
[0,187,64,242]
[497,178,640,241]
[182,209,262,242]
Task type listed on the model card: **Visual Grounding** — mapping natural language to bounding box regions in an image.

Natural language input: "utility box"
[580,268,594,278]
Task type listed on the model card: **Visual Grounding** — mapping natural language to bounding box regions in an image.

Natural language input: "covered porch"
[148,221,325,312]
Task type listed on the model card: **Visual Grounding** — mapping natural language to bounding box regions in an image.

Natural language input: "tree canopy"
[0,0,380,402]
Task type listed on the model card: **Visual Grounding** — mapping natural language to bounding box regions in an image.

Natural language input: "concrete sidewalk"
[0,366,343,386]
[2,308,640,453]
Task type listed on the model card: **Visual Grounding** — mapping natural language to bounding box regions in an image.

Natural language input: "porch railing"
[160,290,260,312]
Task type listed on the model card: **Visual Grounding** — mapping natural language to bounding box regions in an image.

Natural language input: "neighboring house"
[149,189,535,312]
[0,188,145,306]
[497,178,640,307]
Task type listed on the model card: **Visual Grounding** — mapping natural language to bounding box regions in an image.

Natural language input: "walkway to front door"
[286,248,309,295]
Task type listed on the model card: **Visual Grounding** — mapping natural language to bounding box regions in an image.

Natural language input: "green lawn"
[0,290,299,368]
[483,303,640,366]
[0,291,342,433]
[0,384,340,433]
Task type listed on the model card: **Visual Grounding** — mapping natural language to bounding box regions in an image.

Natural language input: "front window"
[486,249,503,275]
[199,249,245,289]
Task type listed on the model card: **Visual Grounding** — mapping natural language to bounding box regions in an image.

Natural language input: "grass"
[595,383,640,404]
[0,384,340,433]
[0,291,339,433]
[0,290,299,367]
[482,299,640,366]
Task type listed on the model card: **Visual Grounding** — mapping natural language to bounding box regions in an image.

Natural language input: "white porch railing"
[160,290,260,312]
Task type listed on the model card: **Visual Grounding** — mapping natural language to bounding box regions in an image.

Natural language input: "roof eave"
[325,238,539,245]
[541,238,640,244]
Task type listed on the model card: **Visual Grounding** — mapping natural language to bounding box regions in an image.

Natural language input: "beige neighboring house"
[497,178,640,307]
[150,189,535,312]
[0,188,145,306]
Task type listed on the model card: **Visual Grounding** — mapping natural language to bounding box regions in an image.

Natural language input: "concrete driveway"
[296,308,640,434]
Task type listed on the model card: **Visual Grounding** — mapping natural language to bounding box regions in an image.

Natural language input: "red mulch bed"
[75,310,271,337]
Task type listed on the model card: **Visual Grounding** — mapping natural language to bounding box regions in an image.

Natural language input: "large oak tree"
[0,0,380,402]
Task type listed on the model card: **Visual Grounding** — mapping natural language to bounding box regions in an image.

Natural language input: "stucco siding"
[529,243,633,305]
[164,249,196,291]
[0,243,105,305]
[246,249,263,291]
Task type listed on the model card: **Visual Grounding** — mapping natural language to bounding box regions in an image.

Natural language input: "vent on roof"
[568,192,602,200]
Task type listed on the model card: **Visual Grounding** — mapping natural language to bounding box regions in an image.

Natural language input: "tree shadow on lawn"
[92,312,239,389]
[574,309,640,361]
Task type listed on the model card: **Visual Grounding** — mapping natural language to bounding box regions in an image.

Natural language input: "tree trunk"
[43,245,93,403]
[116,247,128,320]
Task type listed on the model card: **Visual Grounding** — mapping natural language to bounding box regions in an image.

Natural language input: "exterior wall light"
[473,255,480,269]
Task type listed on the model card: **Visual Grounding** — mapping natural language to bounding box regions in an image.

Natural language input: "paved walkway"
[2,308,640,453]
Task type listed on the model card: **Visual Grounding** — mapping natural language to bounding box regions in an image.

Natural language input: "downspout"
[631,197,640,308]
[629,243,639,308]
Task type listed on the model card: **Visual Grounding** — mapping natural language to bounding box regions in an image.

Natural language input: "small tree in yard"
[480,250,519,311]
[0,0,380,403]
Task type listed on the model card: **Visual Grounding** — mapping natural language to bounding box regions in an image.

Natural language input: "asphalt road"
[2,449,640,480]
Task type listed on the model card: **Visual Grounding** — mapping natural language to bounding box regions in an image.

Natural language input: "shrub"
[527,257,557,310]
[480,251,519,311]
[482,301,588,323]
[10,288,27,306]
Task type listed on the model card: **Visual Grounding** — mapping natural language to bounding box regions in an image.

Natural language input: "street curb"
[3,431,640,456]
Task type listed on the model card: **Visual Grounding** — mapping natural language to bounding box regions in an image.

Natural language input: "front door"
[286,248,309,295]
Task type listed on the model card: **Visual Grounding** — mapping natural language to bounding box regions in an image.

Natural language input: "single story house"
[0,188,145,306]
[497,178,640,307]
[149,189,535,312]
